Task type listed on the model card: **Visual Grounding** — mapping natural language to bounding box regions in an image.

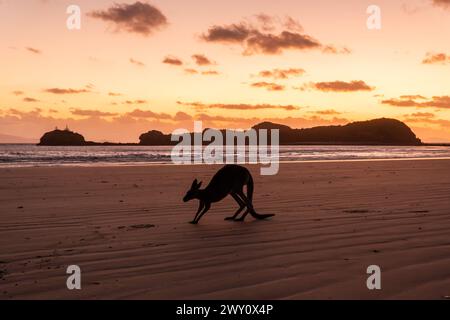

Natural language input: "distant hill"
[38,118,422,146]
[0,133,36,144]
[140,118,422,146]
[253,118,422,145]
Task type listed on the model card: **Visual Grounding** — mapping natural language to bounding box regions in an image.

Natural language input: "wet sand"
[1,159,450,299]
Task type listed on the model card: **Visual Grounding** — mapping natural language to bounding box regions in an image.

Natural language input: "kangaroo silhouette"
[183,164,275,224]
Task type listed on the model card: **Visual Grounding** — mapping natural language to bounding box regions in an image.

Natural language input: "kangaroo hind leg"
[225,193,246,221]
[234,190,253,222]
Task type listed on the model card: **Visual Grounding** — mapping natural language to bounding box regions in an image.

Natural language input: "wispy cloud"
[0,108,352,143]
[184,68,198,74]
[322,45,352,55]
[382,95,450,109]
[422,52,450,65]
[257,68,305,79]
[44,88,91,94]
[124,100,147,105]
[192,54,215,66]
[163,56,183,66]
[201,70,220,75]
[250,82,285,91]
[25,47,41,54]
[71,109,118,117]
[177,101,299,111]
[126,108,172,120]
[409,112,436,118]
[130,58,145,67]
[311,109,342,116]
[300,80,374,92]
[23,97,40,103]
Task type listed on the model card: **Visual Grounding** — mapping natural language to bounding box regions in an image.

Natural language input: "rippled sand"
[1,160,450,299]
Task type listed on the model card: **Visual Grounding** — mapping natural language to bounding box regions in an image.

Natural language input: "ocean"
[1,144,450,167]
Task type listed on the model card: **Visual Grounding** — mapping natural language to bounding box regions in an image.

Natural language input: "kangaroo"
[183,164,275,224]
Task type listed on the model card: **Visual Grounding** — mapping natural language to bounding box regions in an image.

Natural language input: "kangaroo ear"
[197,181,202,189]
[191,179,198,189]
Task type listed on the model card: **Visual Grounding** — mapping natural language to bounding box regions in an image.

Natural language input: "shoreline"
[1,156,450,169]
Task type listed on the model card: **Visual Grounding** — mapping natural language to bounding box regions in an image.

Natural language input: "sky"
[0,0,449,143]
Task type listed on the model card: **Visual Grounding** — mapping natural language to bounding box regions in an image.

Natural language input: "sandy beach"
[1,159,450,300]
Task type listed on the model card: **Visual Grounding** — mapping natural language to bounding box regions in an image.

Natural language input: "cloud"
[250,82,285,91]
[431,0,450,9]
[12,91,24,96]
[183,68,220,75]
[124,108,191,121]
[23,97,40,103]
[44,88,91,94]
[88,1,168,36]
[0,107,352,143]
[192,54,214,66]
[400,95,427,100]
[304,80,374,92]
[201,23,250,44]
[409,112,435,118]
[201,70,220,75]
[163,56,183,66]
[193,113,350,130]
[201,15,351,56]
[177,101,299,111]
[130,58,145,66]
[71,109,118,117]
[246,31,321,55]
[312,109,342,116]
[26,47,41,54]
[403,112,450,128]
[184,68,198,74]
[254,14,303,33]
[322,45,352,55]
[7,108,42,117]
[257,68,305,79]
[422,52,450,65]
[126,108,172,119]
[201,17,327,55]
[382,95,450,109]
[108,92,122,96]
[173,111,193,121]
[124,99,147,105]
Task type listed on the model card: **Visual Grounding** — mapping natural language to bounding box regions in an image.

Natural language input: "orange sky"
[0,0,449,143]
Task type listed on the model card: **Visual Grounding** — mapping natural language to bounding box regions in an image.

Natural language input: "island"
[38,118,422,146]
[38,127,86,146]
[139,118,422,146]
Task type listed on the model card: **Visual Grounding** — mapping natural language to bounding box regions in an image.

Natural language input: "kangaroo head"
[183,179,203,202]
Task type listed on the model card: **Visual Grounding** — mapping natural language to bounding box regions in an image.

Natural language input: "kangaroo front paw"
[189,220,198,225]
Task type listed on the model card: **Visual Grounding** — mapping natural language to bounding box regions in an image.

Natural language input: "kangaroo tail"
[247,173,275,220]
[252,212,276,219]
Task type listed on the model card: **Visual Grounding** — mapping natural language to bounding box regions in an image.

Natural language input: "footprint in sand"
[118,224,155,231]
[344,209,370,214]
